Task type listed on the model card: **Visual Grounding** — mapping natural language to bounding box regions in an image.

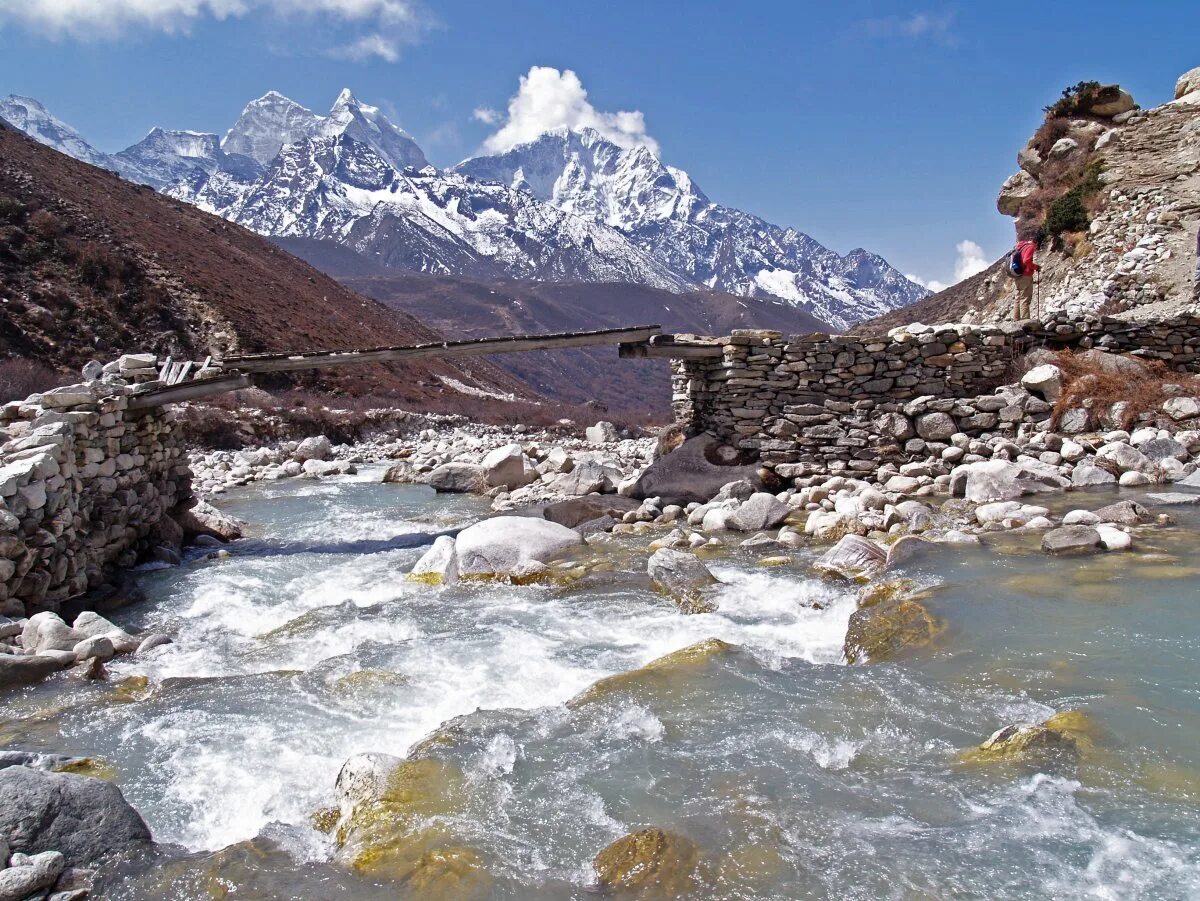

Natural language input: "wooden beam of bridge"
[222,324,664,374]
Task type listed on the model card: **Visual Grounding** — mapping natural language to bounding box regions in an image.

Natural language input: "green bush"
[1045,189,1089,235]
[1044,81,1102,118]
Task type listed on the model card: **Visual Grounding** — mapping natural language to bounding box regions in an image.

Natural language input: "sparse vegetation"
[1049,350,1200,430]
[1044,159,1105,237]
[0,357,67,403]
[1043,81,1104,119]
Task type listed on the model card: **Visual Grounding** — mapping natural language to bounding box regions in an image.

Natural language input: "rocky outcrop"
[631,434,761,506]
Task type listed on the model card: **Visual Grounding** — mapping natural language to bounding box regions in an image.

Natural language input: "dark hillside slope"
[278,237,827,414]
[0,121,526,405]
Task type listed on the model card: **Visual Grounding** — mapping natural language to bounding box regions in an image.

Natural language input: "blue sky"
[1,1,1196,288]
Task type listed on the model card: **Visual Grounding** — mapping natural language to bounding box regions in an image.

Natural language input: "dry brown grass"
[0,357,67,403]
[1048,350,1200,430]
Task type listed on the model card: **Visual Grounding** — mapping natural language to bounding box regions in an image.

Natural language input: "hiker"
[1008,230,1043,321]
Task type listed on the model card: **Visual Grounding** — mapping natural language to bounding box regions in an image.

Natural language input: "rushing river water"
[3,466,1200,899]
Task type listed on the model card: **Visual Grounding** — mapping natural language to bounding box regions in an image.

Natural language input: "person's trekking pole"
[1035,273,1041,321]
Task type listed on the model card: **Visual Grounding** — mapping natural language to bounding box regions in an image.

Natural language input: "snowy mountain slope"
[455,127,928,329]
[0,95,115,170]
[2,90,925,329]
[222,89,428,172]
[172,134,694,290]
[114,128,263,189]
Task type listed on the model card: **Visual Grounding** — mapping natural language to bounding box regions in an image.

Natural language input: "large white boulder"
[1021,364,1063,403]
[454,516,584,577]
[480,444,533,490]
[293,435,333,462]
[408,535,459,585]
[956,460,1066,503]
[425,463,485,493]
[585,421,618,445]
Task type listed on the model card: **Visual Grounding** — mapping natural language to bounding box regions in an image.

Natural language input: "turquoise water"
[2,470,1198,898]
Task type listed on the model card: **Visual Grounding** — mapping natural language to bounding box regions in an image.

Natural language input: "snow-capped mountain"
[455,127,927,329]
[0,95,115,170]
[1,90,926,329]
[114,128,262,189]
[223,89,428,172]
[172,134,692,290]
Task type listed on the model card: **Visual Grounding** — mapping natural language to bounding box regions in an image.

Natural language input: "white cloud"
[327,32,399,62]
[472,106,501,125]
[0,0,430,60]
[908,240,992,294]
[480,66,659,155]
[953,239,989,281]
[863,10,957,45]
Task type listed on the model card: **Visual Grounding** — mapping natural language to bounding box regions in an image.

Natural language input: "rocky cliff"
[866,68,1200,333]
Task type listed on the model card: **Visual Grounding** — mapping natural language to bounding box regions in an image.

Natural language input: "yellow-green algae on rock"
[592,827,704,896]
[568,638,737,708]
[843,580,940,664]
[960,710,1094,766]
[332,756,492,896]
[52,756,117,781]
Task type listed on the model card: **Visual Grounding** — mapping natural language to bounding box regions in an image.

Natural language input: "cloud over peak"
[479,66,659,156]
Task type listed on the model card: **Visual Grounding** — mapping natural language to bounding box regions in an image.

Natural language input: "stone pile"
[0,355,192,617]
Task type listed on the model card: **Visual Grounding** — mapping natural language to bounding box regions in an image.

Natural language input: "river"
[3,465,1199,898]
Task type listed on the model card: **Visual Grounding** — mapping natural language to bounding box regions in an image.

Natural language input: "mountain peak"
[332,88,360,109]
[0,94,113,170]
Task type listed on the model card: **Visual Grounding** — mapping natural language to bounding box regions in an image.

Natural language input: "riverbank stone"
[646,549,720,614]
[1042,525,1103,555]
[0,766,152,866]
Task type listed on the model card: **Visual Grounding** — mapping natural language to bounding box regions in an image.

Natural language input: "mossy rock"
[52,756,116,780]
[843,595,939,664]
[330,669,409,695]
[960,710,1093,766]
[336,758,474,882]
[111,674,154,702]
[592,828,703,895]
[310,805,340,833]
[856,578,918,610]
[569,639,737,708]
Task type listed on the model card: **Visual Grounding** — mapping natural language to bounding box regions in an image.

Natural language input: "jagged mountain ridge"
[0,89,927,329]
[172,134,693,290]
[455,127,929,329]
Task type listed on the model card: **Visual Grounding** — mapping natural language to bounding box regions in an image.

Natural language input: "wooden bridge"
[126,324,724,409]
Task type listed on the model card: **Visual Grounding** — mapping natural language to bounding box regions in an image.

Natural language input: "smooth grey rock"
[424,463,485,494]
[547,460,616,496]
[1139,438,1187,463]
[292,435,333,462]
[1021,364,1063,402]
[1042,525,1103,555]
[174,499,243,542]
[135,634,172,655]
[0,766,152,866]
[885,535,933,570]
[646,548,720,614]
[70,636,114,662]
[408,535,459,585]
[540,496,639,529]
[454,516,583,577]
[0,654,65,690]
[1143,492,1200,507]
[725,492,789,532]
[480,444,531,491]
[813,535,887,580]
[21,613,81,653]
[0,849,64,901]
[631,435,760,505]
[916,412,956,441]
[1071,463,1118,488]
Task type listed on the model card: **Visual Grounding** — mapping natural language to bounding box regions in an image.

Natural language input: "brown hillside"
[0,121,527,406]
[278,237,827,415]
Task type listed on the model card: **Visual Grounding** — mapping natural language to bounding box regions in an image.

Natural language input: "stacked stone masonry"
[0,366,191,617]
[673,313,1200,472]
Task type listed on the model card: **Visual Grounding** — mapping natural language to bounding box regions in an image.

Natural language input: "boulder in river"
[173,499,244,543]
[0,654,69,690]
[960,711,1090,766]
[813,535,886,581]
[0,850,65,900]
[631,435,760,506]
[646,548,720,614]
[592,828,703,895]
[424,463,486,494]
[408,536,459,586]
[843,583,939,664]
[0,766,152,866]
[1091,500,1154,525]
[454,516,584,579]
[1041,525,1103,555]
[480,444,532,491]
[331,754,489,894]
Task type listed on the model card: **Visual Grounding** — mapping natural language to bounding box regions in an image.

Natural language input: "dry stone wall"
[673,312,1200,471]
[0,360,191,616]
